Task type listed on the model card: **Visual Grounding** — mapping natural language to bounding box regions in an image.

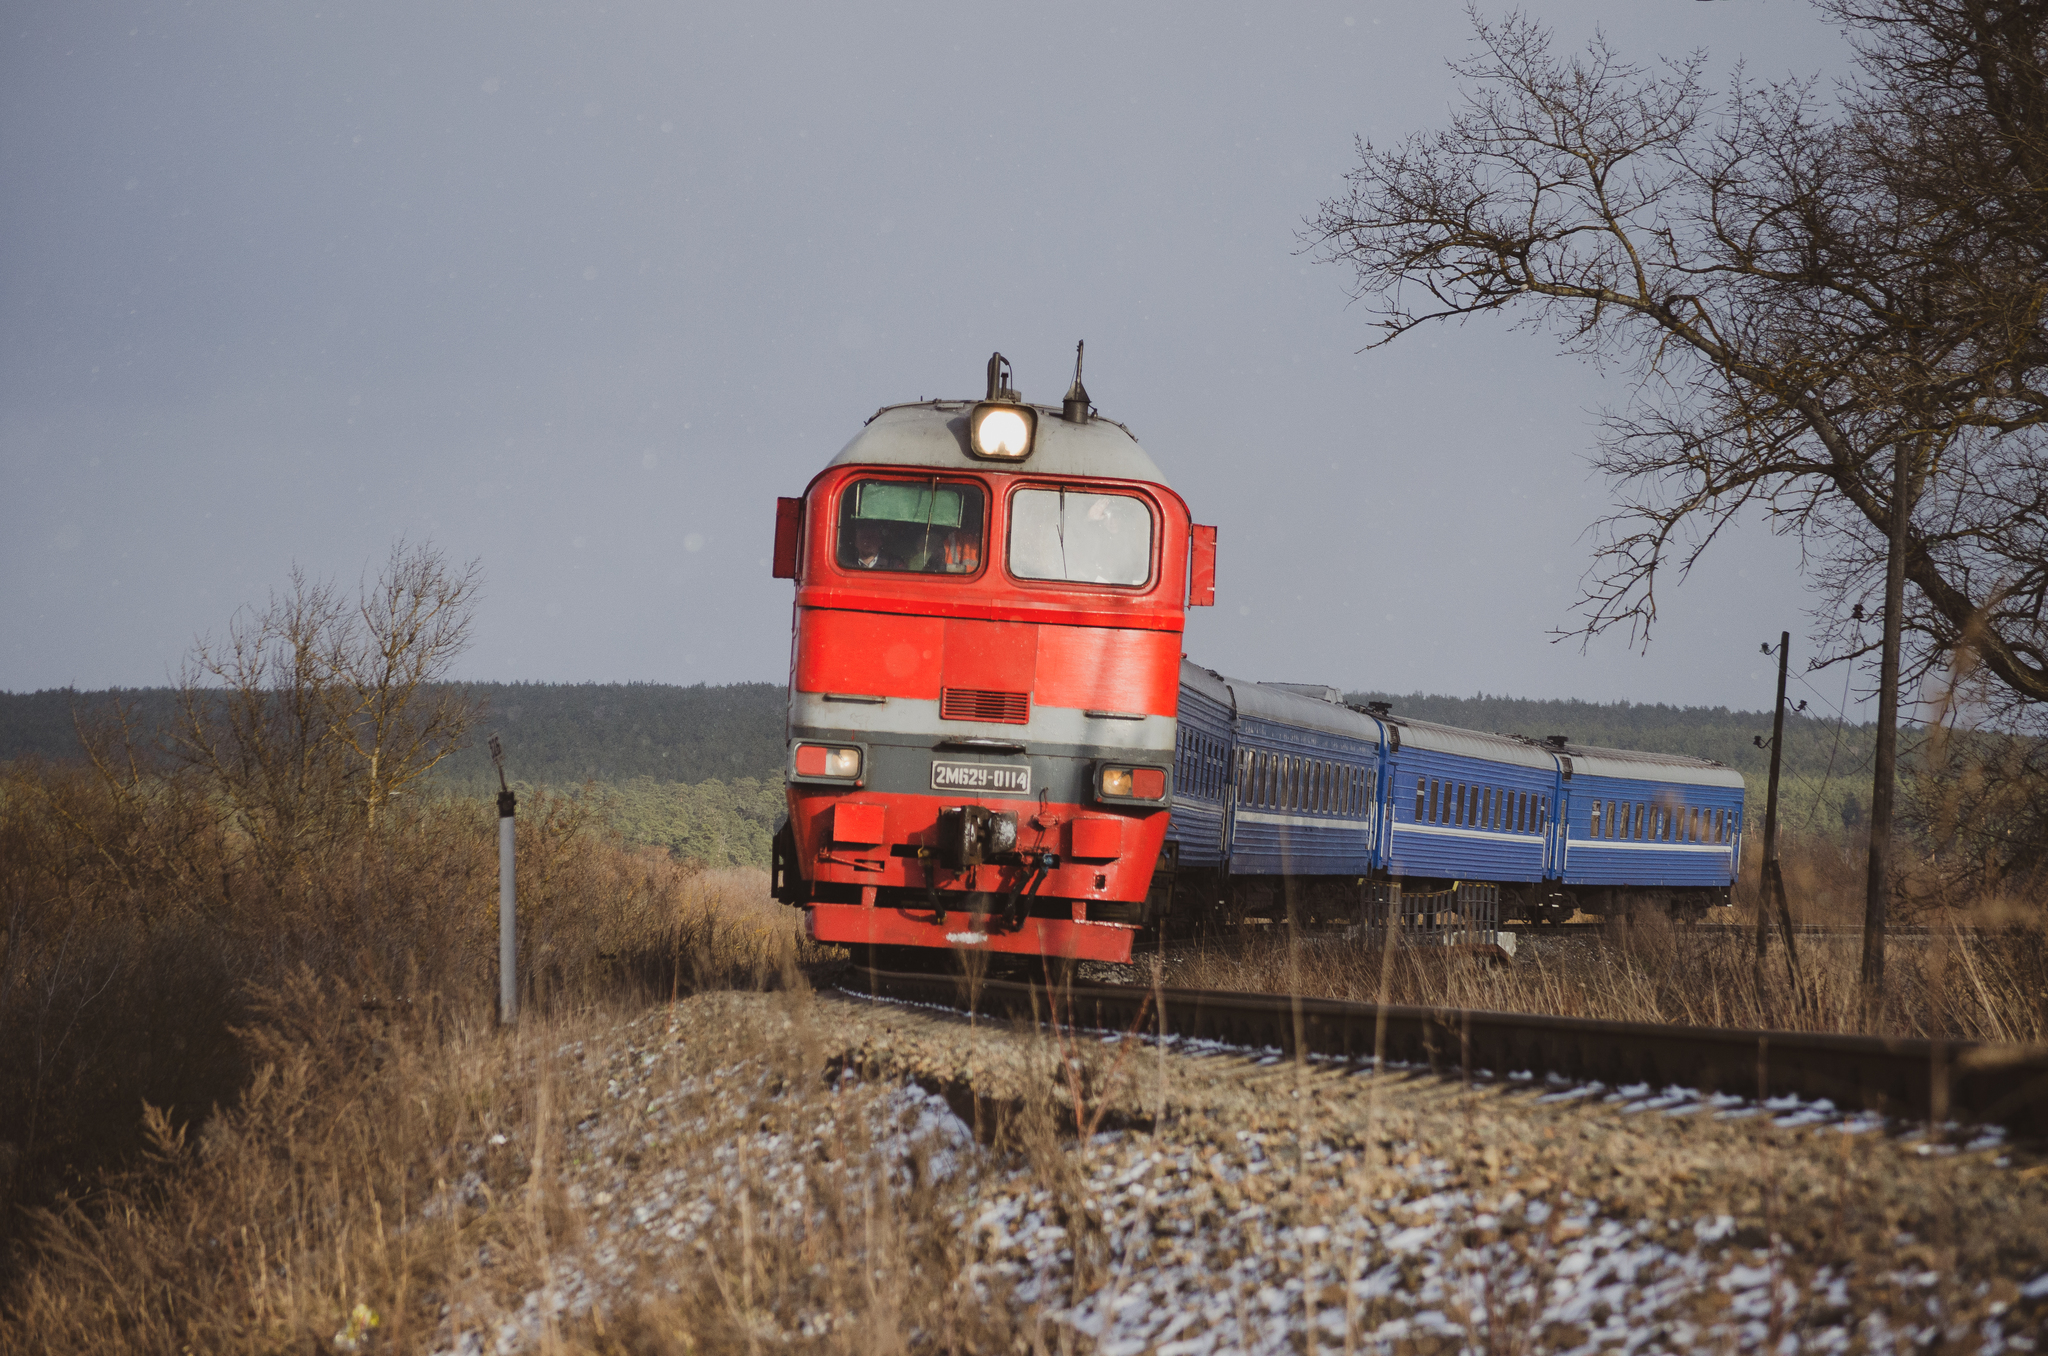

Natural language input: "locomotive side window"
[837,478,986,575]
[1008,488,1154,586]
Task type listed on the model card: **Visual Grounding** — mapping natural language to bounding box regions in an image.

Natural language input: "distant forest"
[0,682,788,786]
[3,679,1884,861]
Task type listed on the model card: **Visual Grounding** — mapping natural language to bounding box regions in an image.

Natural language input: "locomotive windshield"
[1008,487,1154,586]
[836,478,986,575]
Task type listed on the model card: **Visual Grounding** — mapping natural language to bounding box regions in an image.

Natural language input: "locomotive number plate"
[931,760,1031,796]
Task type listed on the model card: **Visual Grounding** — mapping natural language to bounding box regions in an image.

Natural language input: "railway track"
[838,966,2048,1138]
[1156,919,1974,962]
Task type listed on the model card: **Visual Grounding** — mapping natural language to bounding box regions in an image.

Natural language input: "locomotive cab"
[770,354,1215,964]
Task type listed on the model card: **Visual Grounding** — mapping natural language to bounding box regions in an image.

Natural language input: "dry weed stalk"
[1170,892,2046,1042]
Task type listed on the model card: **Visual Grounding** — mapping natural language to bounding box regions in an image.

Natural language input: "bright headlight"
[794,744,862,779]
[970,403,1034,459]
[1097,764,1167,802]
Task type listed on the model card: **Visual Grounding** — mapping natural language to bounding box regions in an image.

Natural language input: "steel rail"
[838,968,2048,1139]
[1153,923,1970,966]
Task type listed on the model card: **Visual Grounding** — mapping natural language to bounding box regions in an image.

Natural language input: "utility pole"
[1863,446,1911,997]
[490,733,517,1026]
[1754,634,1801,1002]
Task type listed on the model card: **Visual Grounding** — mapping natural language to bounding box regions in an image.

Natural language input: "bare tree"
[327,540,483,829]
[171,541,482,880]
[1306,3,2048,989]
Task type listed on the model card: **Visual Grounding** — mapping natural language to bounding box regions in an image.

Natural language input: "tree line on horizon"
[3,676,1892,850]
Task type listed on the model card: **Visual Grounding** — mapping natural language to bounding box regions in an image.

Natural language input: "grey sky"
[3,2,1857,710]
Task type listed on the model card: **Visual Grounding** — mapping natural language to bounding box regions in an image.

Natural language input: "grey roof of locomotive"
[830,401,1170,486]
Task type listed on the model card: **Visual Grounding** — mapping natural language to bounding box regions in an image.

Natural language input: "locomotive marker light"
[1095,764,1169,803]
[488,732,517,1027]
[793,743,862,780]
[969,351,1036,460]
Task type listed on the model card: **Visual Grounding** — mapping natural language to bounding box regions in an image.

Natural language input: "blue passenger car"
[1170,663,1236,868]
[1381,718,1556,888]
[1162,667,1743,926]
[1553,744,1744,898]
[1224,680,1383,878]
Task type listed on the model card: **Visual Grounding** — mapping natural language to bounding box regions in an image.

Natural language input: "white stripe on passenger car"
[1395,822,1538,845]
[1567,839,1734,857]
[1234,810,1373,831]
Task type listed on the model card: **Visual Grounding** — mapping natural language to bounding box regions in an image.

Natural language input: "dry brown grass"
[0,975,1034,1356]
[0,750,820,1275]
[1165,838,2048,1041]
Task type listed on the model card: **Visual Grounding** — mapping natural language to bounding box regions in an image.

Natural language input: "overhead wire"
[1790,652,1861,835]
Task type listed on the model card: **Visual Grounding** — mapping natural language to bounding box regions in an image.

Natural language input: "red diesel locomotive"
[768,351,1216,964]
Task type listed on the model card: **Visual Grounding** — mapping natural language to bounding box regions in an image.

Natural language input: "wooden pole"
[490,732,517,1026]
[1863,446,1910,997]
[1756,633,1789,998]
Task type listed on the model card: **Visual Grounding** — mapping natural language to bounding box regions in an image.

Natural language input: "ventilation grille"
[940,687,1031,724]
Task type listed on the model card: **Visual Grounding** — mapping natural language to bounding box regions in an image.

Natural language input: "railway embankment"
[431,986,2047,1352]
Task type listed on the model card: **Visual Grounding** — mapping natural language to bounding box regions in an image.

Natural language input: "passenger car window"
[1008,487,1154,585]
[837,479,986,575]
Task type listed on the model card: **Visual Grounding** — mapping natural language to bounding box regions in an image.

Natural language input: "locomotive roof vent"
[1544,734,1570,749]
[1366,701,1391,716]
[1062,340,1092,424]
[969,351,1037,460]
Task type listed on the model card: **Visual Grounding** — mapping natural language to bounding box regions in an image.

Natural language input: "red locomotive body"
[768,355,1215,964]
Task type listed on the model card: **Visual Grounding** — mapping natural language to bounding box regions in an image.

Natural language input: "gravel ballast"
[440,986,2048,1354]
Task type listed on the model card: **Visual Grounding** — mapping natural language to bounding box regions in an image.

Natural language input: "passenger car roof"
[1191,671,1742,786]
[1225,678,1383,743]
[1180,660,1234,710]
[1561,743,1745,789]
[1387,715,1560,770]
[831,402,1169,486]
